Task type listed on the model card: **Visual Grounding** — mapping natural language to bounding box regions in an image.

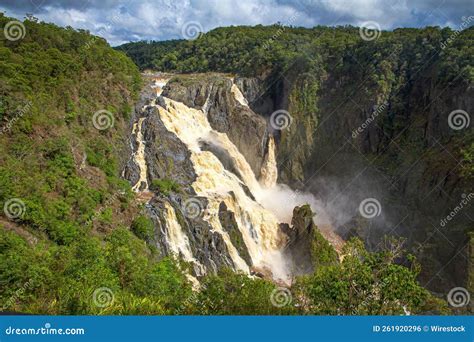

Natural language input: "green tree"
[293,238,448,315]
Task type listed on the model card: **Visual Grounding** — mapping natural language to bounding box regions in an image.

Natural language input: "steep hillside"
[0,14,194,314]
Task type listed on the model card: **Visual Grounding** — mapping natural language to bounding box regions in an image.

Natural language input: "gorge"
[1,15,472,315]
[117,25,474,295]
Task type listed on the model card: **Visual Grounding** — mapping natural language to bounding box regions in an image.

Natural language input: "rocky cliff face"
[280,205,317,275]
[123,79,238,275]
[122,64,471,292]
[161,74,270,178]
[116,25,473,296]
[159,61,471,292]
[122,74,326,282]
[241,56,473,292]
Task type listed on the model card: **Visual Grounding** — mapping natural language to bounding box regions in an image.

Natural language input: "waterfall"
[163,202,194,261]
[230,83,249,107]
[163,202,205,275]
[131,78,169,193]
[259,136,278,188]
[151,78,167,96]
[142,76,339,282]
[152,94,290,281]
[131,118,148,192]
[162,201,204,287]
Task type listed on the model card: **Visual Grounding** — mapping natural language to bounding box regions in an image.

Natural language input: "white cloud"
[0,0,471,45]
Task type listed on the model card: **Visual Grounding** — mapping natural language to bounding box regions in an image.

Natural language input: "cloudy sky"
[0,0,472,46]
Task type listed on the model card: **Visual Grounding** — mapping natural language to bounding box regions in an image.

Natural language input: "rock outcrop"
[123,75,303,280]
[123,76,249,276]
[281,205,315,275]
[218,201,253,266]
[162,74,269,177]
[282,205,338,276]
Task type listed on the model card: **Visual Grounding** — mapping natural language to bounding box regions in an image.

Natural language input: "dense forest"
[115,24,473,81]
[0,14,467,315]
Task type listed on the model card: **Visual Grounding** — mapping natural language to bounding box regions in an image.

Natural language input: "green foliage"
[1,226,447,315]
[294,238,448,315]
[117,25,473,86]
[311,229,338,267]
[0,228,191,314]
[460,142,474,179]
[0,15,193,315]
[0,15,455,316]
[150,178,181,195]
[189,269,295,315]
[0,14,141,240]
[131,215,154,241]
[115,40,183,70]
[86,140,118,177]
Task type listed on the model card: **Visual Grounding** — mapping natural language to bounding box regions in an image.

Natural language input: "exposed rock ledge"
[162,74,269,178]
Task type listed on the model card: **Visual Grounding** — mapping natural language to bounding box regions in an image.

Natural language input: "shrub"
[131,215,154,241]
[150,178,181,195]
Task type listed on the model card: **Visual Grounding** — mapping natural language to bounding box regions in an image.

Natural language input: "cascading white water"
[162,202,205,275]
[259,136,278,188]
[151,78,168,96]
[131,78,169,193]
[161,201,203,289]
[231,83,249,107]
[145,76,340,281]
[163,202,194,261]
[131,118,148,192]
[226,81,341,252]
[155,97,290,279]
